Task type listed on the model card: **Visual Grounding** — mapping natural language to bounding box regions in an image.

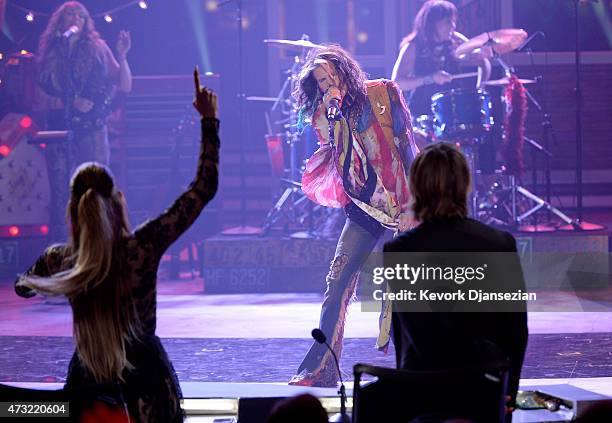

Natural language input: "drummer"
[391,0,491,118]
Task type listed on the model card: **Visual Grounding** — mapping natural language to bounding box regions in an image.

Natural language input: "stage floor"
[2,278,612,422]
[1,280,612,384]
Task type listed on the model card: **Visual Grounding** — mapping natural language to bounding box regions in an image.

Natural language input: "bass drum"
[431,88,494,140]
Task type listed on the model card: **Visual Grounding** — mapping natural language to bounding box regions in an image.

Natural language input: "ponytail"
[21,189,114,296]
[21,185,140,383]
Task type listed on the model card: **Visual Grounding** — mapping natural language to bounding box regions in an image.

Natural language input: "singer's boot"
[288,366,339,388]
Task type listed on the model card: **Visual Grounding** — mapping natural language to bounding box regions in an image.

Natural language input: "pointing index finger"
[194,66,201,93]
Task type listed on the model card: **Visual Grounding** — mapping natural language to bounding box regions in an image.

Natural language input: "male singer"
[289,44,418,387]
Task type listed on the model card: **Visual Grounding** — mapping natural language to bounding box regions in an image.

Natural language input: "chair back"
[352,360,509,423]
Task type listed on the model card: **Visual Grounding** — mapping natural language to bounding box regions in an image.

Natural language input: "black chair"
[352,360,509,423]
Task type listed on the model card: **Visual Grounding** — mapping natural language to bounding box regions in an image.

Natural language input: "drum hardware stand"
[489,27,604,231]
[482,48,601,231]
[457,138,481,218]
[524,40,556,225]
[508,175,577,230]
[260,36,324,238]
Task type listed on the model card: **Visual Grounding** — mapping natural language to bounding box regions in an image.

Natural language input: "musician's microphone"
[62,25,79,38]
[517,31,544,52]
[311,328,350,423]
[327,97,342,121]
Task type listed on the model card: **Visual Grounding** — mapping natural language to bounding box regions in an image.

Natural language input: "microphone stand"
[327,342,349,423]
[574,0,584,223]
[219,0,261,235]
[312,329,349,423]
[558,0,604,231]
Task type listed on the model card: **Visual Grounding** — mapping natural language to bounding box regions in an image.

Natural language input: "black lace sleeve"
[14,244,68,298]
[132,118,220,260]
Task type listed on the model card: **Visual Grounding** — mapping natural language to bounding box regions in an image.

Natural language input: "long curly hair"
[401,0,458,47]
[20,163,141,383]
[293,44,368,122]
[38,2,103,88]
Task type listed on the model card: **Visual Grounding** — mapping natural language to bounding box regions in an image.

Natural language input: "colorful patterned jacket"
[302,79,418,229]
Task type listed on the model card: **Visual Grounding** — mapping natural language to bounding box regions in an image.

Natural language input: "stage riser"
[0,237,48,279]
[202,237,337,293]
[2,232,608,292]
[201,233,609,294]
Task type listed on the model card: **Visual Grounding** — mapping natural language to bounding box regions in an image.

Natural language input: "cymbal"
[484,77,537,86]
[558,221,606,231]
[456,28,528,58]
[264,38,323,50]
[246,96,278,102]
[517,224,556,233]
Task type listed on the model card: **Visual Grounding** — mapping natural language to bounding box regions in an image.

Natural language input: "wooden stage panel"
[202,232,610,294]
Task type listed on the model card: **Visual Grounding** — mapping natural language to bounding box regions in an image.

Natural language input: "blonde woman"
[15,69,219,422]
[37,1,132,166]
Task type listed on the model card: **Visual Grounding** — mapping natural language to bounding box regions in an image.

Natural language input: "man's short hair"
[410,142,470,221]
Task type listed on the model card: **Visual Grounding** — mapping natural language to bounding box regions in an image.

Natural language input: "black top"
[15,118,220,422]
[38,37,116,133]
[384,217,528,401]
[407,36,462,117]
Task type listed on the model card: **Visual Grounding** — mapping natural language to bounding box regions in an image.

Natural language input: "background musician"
[391,0,491,118]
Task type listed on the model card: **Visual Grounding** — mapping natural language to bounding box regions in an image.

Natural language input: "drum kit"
[412,27,597,232]
[255,28,597,235]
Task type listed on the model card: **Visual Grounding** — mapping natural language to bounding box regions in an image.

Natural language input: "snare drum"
[431,88,494,139]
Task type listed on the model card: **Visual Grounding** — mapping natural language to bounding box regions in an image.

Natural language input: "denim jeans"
[45,126,110,243]
[296,217,385,383]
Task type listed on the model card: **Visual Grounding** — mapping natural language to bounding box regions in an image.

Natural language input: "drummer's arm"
[391,42,428,92]
[478,58,492,87]
[454,32,491,87]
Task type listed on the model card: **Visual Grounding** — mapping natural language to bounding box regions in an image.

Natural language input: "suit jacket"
[383,216,528,400]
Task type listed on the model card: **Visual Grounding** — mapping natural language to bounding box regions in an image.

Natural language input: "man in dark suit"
[384,142,528,412]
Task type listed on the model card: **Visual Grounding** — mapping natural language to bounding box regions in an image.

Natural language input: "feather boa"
[502,75,528,176]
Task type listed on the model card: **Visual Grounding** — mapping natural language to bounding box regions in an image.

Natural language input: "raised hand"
[116,30,131,60]
[193,67,218,119]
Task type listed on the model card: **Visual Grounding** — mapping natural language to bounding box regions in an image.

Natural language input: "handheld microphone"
[327,98,342,121]
[62,25,79,38]
[311,328,350,423]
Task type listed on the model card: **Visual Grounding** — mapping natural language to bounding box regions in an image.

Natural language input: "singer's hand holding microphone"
[324,86,343,121]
